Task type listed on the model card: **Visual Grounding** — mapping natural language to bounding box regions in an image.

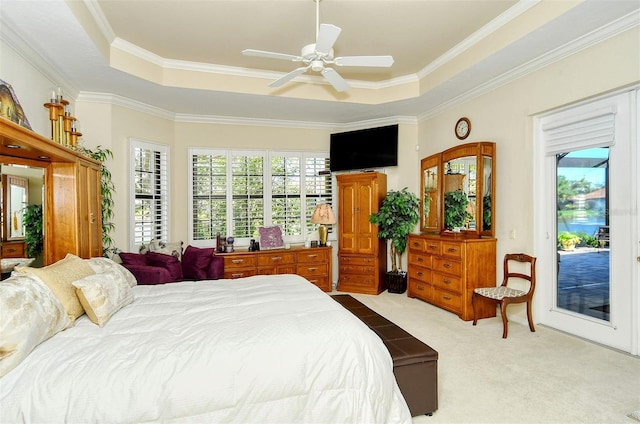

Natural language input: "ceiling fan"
[242,0,394,92]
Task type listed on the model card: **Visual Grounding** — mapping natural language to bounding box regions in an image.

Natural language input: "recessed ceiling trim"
[416,0,540,79]
[83,0,116,43]
[77,91,175,120]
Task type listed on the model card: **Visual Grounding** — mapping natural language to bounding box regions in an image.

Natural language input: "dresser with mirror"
[408,142,497,320]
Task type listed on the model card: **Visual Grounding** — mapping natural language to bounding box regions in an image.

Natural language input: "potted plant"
[22,204,44,259]
[369,187,420,293]
[443,189,473,230]
[558,231,581,250]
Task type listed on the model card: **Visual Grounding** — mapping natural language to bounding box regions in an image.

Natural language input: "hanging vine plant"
[74,145,115,256]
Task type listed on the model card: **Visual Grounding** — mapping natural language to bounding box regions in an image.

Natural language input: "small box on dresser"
[407,233,497,321]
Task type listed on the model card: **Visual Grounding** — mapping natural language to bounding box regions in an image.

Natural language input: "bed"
[0,259,411,423]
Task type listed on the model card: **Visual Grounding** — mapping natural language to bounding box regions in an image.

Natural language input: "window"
[129,139,169,250]
[189,149,332,246]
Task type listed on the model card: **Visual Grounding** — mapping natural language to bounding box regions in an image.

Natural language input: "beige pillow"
[15,254,96,322]
[72,270,134,327]
[86,257,137,287]
[0,274,71,377]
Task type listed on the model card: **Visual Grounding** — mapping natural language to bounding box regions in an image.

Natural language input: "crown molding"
[83,0,116,43]
[418,8,640,123]
[417,0,540,80]
[76,91,176,120]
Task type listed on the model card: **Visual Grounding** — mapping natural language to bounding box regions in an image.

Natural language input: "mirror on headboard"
[2,174,28,240]
[419,142,495,237]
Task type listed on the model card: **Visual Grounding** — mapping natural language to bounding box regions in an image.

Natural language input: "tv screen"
[329,124,398,172]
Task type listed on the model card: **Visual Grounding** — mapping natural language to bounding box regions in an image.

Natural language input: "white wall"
[417,27,640,324]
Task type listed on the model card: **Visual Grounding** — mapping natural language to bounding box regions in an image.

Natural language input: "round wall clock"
[455,117,471,140]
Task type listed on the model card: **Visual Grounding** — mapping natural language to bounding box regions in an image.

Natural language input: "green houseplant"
[22,204,44,258]
[558,231,581,250]
[74,145,116,256]
[443,189,473,230]
[369,188,420,293]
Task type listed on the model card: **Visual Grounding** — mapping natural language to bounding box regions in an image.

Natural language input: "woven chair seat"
[474,286,525,300]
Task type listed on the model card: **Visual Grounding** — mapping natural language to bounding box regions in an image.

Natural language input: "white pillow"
[0,274,72,377]
[86,257,137,287]
[72,270,134,327]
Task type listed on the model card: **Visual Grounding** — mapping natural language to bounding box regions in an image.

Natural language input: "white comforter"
[0,274,411,423]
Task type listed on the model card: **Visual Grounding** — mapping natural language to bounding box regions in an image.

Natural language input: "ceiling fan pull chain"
[315,0,320,41]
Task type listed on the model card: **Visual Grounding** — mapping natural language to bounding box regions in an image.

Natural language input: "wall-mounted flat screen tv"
[329,124,398,172]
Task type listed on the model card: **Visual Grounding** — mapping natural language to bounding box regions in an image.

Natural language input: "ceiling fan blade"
[334,55,394,67]
[242,49,302,62]
[269,66,309,88]
[321,68,350,92]
[315,24,341,56]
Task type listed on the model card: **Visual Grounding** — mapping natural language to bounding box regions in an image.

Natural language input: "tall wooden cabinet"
[1,118,102,264]
[336,172,387,294]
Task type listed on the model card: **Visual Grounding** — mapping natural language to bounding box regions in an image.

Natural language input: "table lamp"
[310,204,336,247]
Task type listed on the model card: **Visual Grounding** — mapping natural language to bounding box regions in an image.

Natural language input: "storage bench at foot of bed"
[331,294,438,417]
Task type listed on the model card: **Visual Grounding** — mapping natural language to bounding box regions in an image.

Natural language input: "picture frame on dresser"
[258,226,285,250]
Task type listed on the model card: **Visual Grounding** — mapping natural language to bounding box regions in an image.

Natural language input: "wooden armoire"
[1,118,102,264]
[336,172,387,294]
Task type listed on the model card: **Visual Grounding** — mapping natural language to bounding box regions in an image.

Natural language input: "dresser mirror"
[2,173,28,240]
[419,142,495,237]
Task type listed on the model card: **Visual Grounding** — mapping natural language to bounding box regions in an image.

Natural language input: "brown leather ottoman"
[332,294,438,416]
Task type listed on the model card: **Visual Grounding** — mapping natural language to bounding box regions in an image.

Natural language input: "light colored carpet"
[342,290,640,424]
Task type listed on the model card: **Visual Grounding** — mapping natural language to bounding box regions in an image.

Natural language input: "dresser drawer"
[434,257,462,276]
[1,242,25,258]
[441,241,462,259]
[258,265,296,275]
[224,269,257,279]
[339,273,376,289]
[424,240,441,255]
[297,249,329,263]
[257,252,295,266]
[223,254,257,269]
[339,255,376,266]
[408,237,425,252]
[305,276,331,292]
[339,264,376,276]
[408,266,431,284]
[297,263,329,277]
[432,287,462,312]
[408,252,431,269]
[408,279,432,301]
[433,272,462,293]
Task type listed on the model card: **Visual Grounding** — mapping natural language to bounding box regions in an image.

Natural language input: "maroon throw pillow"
[182,245,214,280]
[146,251,183,282]
[207,256,224,280]
[119,252,148,266]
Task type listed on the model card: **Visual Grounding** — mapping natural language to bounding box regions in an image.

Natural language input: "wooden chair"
[472,253,537,338]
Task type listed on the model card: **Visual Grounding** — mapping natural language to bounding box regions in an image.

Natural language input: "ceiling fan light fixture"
[242,0,393,92]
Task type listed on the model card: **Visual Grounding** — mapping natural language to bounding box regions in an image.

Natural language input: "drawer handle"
[309,279,318,283]
[232,273,244,278]
[411,242,420,248]
[308,267,317,272]
[443,295,452,300]
[6,248,17,253]
[343,258,350,262]
[443,279,451,284]
[428,244,437,249]
[307,254,318,258]
[417,285,424,291]
[231,259,244,264]
[417,257,424,262]
[447,247,457,252]
[417,271,423,276]
[443,263,452,269]
[271,256,282,261]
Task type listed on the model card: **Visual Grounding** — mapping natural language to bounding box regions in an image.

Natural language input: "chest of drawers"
[407,234,497,321]
[219,246,332,292]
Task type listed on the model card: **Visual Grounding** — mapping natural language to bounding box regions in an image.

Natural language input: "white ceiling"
[1,0,638,126]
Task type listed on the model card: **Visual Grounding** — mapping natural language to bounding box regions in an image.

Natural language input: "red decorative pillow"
[207,256,224,280]
[119,252,148,266]
[182,245,214,280]
[146,252,183,282]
